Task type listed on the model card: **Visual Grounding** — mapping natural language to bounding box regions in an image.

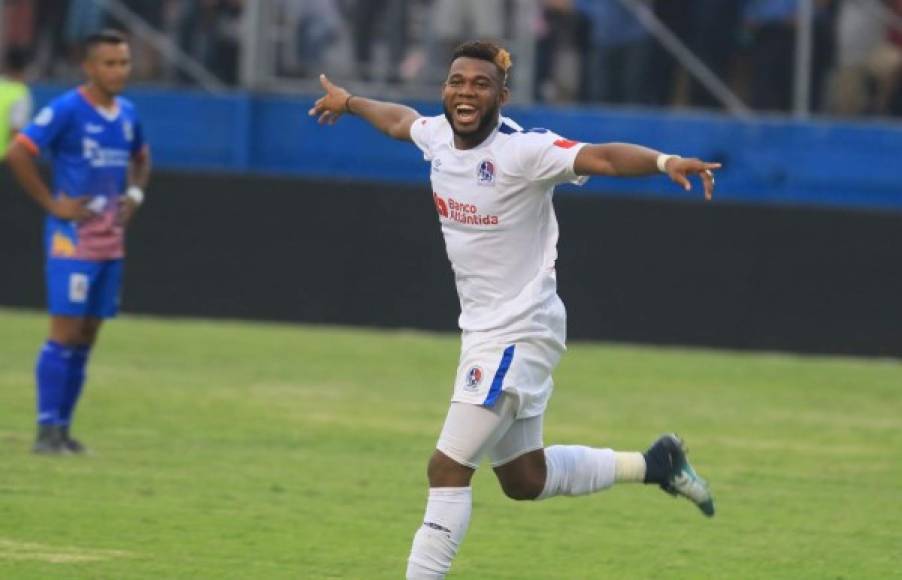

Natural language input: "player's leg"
[55,315,102,453]
[34,259,115,453]
[406,394,518,579]
[33,314,79,453]
[33,315,102,454]
[490,425,715,516]
[57,259,122,452]
[490,413,618,501]
[34,259,91,453]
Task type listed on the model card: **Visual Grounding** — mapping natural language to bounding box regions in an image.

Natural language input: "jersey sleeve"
[9,92,33,131]
[513,130,589,186]
[409,115,439,161]
[18,98,71,156]
[131,116,147,157]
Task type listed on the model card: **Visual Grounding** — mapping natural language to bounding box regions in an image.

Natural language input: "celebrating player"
[6,30,151,454]
[309,41,718,579]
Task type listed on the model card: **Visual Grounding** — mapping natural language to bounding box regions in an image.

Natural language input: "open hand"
[665,158,722,201]
[307,74,352,125]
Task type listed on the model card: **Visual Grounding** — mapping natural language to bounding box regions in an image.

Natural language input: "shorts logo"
[476,159,495,186]
[69,273,89,303]
[464,366,483,391]
[50,232,76,257]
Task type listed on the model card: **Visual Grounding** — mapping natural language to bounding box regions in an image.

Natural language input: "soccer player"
[6,30,151,454]
[309,41,718,578]
[0,48,33,157]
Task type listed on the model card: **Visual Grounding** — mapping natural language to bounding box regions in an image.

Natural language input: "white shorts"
[436,392,544,469]
[451,298,566,419]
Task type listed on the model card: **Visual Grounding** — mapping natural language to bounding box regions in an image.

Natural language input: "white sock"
[537,445,616,500]
[406,487,472,579]
[614,451,647,483]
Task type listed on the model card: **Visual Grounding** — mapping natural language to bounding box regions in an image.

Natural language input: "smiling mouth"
[454,104,479,124]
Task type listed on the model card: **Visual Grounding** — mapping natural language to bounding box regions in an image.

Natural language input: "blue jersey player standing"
[6,30,151,454]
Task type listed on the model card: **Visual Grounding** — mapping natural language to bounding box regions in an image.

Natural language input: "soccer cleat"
[646,433,715,517]
[32,424,67,455]
[60,426,88,454]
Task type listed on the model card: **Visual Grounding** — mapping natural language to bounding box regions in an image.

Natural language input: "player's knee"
[499,476,544,501]
[427,450,473,487]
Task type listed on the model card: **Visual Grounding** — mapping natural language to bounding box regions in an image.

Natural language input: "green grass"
[1,306,900,579]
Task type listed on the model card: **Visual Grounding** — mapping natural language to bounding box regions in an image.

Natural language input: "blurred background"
[2,0,902,117]
[1,0,901,357]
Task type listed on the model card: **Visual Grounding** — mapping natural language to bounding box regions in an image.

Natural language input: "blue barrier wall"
[31,84,902,212]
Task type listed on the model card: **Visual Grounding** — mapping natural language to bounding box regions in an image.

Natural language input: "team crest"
[464,366,484,391]
[476,159,495,186]
[34,107,53,126]
[122,121,134,142]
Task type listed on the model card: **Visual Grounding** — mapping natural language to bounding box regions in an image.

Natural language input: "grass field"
[1,307,900,579]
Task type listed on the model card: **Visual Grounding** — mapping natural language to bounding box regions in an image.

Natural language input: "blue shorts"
[46,258,124,318]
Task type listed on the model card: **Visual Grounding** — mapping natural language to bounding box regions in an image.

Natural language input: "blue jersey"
[18,86,146,260]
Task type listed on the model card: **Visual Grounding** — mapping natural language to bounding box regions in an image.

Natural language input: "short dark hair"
[450,41,512,85]
[83,29,128,58]
[4,47,29,72]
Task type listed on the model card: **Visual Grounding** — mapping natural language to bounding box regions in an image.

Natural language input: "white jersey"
[410,114,588,341]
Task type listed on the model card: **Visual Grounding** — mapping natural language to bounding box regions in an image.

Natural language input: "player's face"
[442,57,509,140]
[84,42,132,96]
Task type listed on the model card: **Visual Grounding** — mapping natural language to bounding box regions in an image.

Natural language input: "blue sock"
[60,345,90,426]
[35,341,73,426]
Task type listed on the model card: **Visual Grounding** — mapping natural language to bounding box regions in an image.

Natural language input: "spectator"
[209,0,244,85]
[429,0,506,79]
[574,0,653,105]
[3,0,37,53]
[867,0,902,115]
[33,0,69,76]
[643,0,693,107]
[287,0,341,77]
[0,47,32,158]
[829,0,885,115]
[351,0,409,83]
[114,0,166,80]
[686,0,744,109]
[65,0,107,60]
[744,0,799,112]
[534,0,590,102]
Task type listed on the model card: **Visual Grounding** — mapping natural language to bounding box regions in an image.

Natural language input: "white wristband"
[656,154,679,173]
[126,186,144,205]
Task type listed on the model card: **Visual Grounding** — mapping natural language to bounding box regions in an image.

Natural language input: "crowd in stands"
[1,0,243,84]
[2,0,901,118]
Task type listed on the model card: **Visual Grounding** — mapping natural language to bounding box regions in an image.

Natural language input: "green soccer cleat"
[646,433,715,517]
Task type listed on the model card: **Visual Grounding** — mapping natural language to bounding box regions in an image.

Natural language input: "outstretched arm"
[574,143,721,201]
[307,74,420,141]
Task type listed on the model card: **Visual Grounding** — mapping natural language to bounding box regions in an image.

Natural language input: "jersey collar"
[449,118,504,152]
[78,86,121,121]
